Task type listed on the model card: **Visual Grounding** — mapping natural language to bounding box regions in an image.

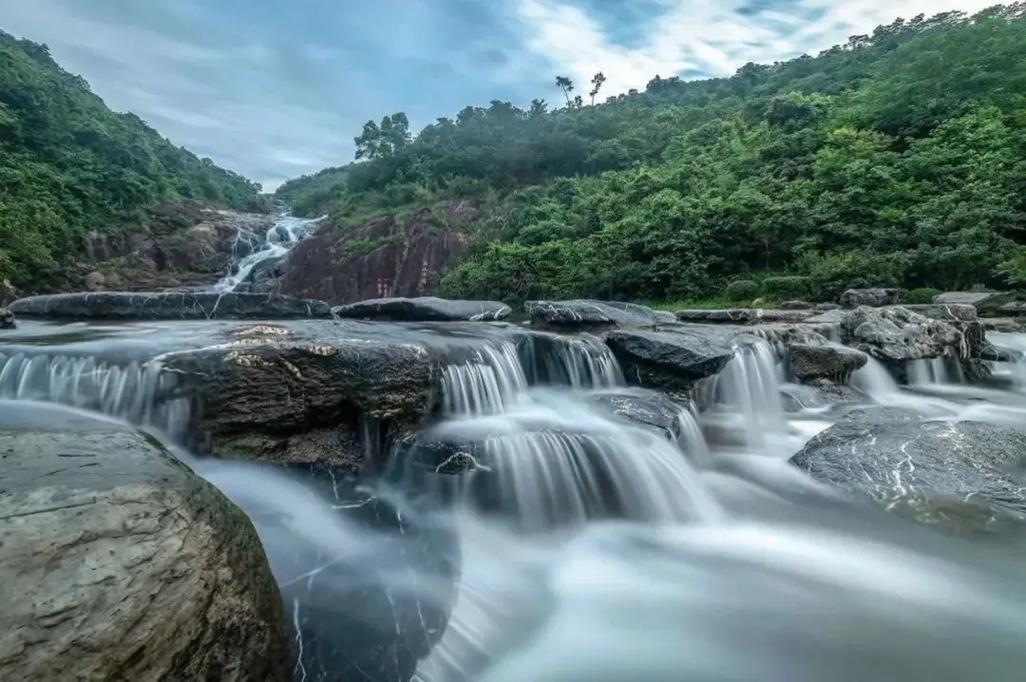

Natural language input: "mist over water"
[5,320,1026,681]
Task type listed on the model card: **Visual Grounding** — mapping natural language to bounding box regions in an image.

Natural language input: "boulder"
[901,303,978,322]
[839,288,901,308]
[589,389,695,441]
[0,308,13,330]
[838,305,964,362]
[674,308,813,324]
[0,402,289,680]
[778,300,813,310]
[82,271,106,291]
[526,300,674,331]
[9,292,332,320]
[605,327,735,391]
[933,291,1017,316]
[814,302,841,312]
[788,343,868,381]
[163,323,440,470]
[791,407,1026,530]
[334,296,512,322]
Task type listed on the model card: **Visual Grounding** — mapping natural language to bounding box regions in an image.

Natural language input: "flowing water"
[212,214,324,292]
[5,319,1026,681]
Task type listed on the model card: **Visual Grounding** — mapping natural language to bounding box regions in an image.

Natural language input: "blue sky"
[3,0,1000,189]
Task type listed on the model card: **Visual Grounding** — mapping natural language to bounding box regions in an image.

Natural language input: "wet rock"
[527,300,674,331]
[589,389,694,441]
[334,296,512,322]
[0,308,13,330]
[983,318,1026,333]
[605,327,735,391]
[9,291,332,320]
[839,288,901,308]
[675,308,813,324]
[933,291,1017,316]
[246,254,285,293]
[781,379,864,412]
[815,302,841,312]
[0,402,288,681]
[902,303,978,322]
[163,323,440,470]
[838,305,965,362]
[778,300,813,310]
[788,343,868,381]
[791,407,1026,531]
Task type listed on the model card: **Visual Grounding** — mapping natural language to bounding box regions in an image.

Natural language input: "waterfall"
[988,332,1026,392]
[441,342,529,415]
[908,357,964,385]
[0,351,189,437]
[211,214,324,292]
[518,333,624,388]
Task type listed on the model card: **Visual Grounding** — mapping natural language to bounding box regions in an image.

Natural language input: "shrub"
[762,275,810,300]
[725,279,759,302]
[902,287,942,304]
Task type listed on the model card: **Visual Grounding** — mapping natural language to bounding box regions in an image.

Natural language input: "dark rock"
[983,318,1025,333]
[788,343,868,381]
[933,291,1017,317]
[792,407,1026,530]
[0,308,13,330]
[589,389,694,441]
[334,296,512,322]
[839,288,901,308]
[9,291,332,320]
[605,327,735,391]
[838,305,964,362]
[675,308,813,324]
[814,302,841,312]
[527,300,675,331]
[0,402,288,681]
[778,300,813,310]
[163,323,440,470]
[246,254,285,293]
[83,270,106,291]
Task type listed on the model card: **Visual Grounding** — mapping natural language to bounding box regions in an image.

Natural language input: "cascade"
[212,214,324,292]
[0,351,189,437]
[519,333,623,388]
[988,332,1026,392]
[440,341,528,415]
[908,356,964,385]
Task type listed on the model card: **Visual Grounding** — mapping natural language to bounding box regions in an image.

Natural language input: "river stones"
[791,407,1026,531]
[0,402,288,680]
[589,388,696,441]
[838,305,965,362]
[526,300,675,331]
[8,291,332,320]
[839,288,901,308]
[933,291,1017,316]
[605,327,735,391]
[0,308,13,329]
[788,343,868,381]
[334,296,512,322]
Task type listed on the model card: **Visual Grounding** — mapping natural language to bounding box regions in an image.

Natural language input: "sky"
[2,0,1004,190]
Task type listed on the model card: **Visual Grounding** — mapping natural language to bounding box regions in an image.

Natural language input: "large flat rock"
[792,407,1026,530]
[675,308,813,324]
[9,291,331,320]
[0,402,288,680]
[526,300,675,330]
[605,327,736,391]
[933,291,1017,316]
[333,296,511,322]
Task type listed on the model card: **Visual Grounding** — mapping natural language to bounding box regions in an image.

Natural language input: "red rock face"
[276,208,469,304]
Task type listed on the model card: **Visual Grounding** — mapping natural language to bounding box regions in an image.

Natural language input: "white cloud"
[517,0,1008,97]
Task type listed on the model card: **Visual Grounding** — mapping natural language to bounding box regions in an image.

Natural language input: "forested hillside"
[0,32,265,289]
[278,5,1026,303]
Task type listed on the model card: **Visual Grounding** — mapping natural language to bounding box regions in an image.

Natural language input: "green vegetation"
[278,6,1026,303]
[0,32,265,289]
[725,280,760,303]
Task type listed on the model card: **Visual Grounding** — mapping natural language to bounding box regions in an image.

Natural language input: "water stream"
[212,214,324,292]
[4,319,1026,681]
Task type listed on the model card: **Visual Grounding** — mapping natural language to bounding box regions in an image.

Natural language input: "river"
[2,316,1026,681]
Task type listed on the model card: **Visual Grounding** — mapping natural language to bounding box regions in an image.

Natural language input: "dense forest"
[277,4,1026,303]
[0,31,265,289]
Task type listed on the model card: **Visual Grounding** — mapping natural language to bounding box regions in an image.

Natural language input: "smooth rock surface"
[526,300,674,330]
[589,389,695,441]
[788,343,868,381]
[605,327,735,391]
[792,408,1026,530]
[839,288,901,308]
[674,308,813,324]
[334,296,511,322]
[933,291,1017,316]
[0,402,289,681]
[9,291,332,320]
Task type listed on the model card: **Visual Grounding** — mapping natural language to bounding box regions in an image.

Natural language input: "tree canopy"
[0,32,264,289]
[281,4,1026,302]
